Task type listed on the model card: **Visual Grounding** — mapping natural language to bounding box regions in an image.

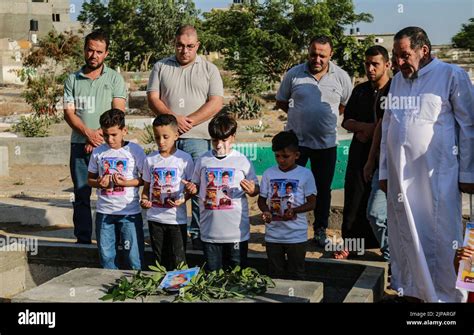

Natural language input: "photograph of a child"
[159,267,200,291]
[204,168,235,210]
[268,179,298,221]
[151,168,178,208]
[100,158,128,196]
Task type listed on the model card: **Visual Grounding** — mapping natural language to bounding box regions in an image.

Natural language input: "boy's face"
[116,163,124,172]
[166,173,172,183]
[208,172,215,182]
[153,125,178,153]
[211,135,235,157]
[274,148,300,172]
[286,185,293,194]
[222,174,229,185]
[103,126,127,150]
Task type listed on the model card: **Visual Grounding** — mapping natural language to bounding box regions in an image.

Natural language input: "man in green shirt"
[64,30,127,244]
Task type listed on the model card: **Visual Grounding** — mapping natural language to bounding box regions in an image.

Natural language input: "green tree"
[452,18,474,50]
[78,0,200,71]
[200,0,373,94]
[17,30,83,116]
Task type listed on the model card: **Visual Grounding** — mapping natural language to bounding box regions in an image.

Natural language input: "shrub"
[222,93,262,120]
[12,115,51,137]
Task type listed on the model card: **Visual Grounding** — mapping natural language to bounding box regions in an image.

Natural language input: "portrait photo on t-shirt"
[100,157,128,196]
[151,167,179,208]
[204,167,235,210]
[269,178,298,221]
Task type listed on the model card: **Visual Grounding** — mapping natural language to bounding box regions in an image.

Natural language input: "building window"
[52,14,60,22]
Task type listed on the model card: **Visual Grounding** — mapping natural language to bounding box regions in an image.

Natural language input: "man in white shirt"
[379,26,474,302]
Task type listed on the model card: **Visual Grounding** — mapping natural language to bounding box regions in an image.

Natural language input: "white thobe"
[379,58,474,302]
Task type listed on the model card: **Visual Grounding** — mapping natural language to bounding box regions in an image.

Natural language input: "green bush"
[12,115,51,137]
[222,93,262,120]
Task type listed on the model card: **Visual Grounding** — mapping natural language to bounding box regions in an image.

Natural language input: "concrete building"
[0,0,80,41]
[350,32,395,56]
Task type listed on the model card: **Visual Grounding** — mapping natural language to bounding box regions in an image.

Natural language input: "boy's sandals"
[333,249,350,259]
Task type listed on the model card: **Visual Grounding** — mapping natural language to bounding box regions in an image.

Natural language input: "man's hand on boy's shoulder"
[182,179,198,195]
[240,179,258,196]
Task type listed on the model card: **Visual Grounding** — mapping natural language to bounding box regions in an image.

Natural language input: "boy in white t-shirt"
[140,114,194,270]
[87,109,146,270]
[183,113,259,271]
[258,131,317,280]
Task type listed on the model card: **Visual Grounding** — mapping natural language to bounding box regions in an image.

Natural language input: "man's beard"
[86,59,104,70]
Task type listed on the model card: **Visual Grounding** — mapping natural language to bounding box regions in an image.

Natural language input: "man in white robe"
[379,26,474,302]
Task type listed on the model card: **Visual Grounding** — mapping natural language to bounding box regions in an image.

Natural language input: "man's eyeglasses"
[175,44,198,51]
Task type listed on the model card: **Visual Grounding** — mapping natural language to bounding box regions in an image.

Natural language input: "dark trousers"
[148,221,188,270]
[342,168,378,248]
[202,241,248,271]
[70,143,93,243]
[296,146,337,231]
[266,242,307,280]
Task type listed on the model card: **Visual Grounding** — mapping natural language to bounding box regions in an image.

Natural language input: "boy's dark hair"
[85,30,110,51]
[286,182,294,189]
[153,114,178,130]
[272,131,299,152]
[309,35,333,50]
[365,45,389,62]
[208,112,237,140]
[222,171,229,177]
[116,161,124,166]
[165,171,172,176]
[100,109,125,129]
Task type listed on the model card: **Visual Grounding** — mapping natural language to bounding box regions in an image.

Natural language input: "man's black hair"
[85,30,110,51]
[272,131,299,152]
[365,45,389,62]
[100,109,125,129]
[208,112,237,140]
[309,35,333,50]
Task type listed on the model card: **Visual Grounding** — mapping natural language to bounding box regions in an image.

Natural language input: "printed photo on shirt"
[204,168,235,210]
[268,179,298,221]
[151,167,180,208]
[100,157,128,196]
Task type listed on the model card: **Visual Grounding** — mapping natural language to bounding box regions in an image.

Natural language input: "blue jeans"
[70,143,93,243]
[95,213,145,270]
[202,241,248,271]
[366,169,390,261]
[176,138,211,240]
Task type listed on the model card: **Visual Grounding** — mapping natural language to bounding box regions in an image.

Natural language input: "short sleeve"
[142,158,151,183]
[63,74,75,104]
[245,159,259,185]
[303,170,317,197]
[259,171,269,198]
[184,155,195,181]
[208,63,224,97]
[276,71,292,102]
[113,72,127,99]
[191,158,202,185]
[133,145,146,175]
[88,151,99,174]
[147,62,161,93]
[340,71,353,106]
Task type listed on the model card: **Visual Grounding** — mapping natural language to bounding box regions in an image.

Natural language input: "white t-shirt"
[192,150,259,243]
[260,165,317,243]
[142,149,194,225]
[88,142,146,215]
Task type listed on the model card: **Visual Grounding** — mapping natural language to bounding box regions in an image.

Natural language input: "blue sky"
[71,0,474,44]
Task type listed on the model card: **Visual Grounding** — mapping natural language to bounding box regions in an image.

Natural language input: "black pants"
[342,168,378,248]
[297,146,337,231]
[266,242,306,280]
[148,221,188,270]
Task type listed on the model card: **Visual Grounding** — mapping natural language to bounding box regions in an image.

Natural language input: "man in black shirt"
[335,46,392,259]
